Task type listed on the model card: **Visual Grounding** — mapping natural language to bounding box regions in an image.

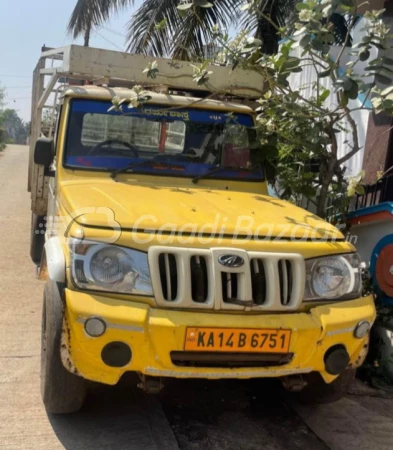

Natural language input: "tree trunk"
[84,26,91,47]
[316,158,337,219]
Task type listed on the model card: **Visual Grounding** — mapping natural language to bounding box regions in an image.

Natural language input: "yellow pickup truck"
[29,46,375,414]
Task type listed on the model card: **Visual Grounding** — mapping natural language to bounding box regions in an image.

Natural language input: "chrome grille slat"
[149,247,305,311]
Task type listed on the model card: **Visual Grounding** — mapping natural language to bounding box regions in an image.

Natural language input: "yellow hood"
[59,180,343,241]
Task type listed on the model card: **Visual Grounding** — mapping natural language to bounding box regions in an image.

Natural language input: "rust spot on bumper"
[350,336,369,369]
[61,316,81,376]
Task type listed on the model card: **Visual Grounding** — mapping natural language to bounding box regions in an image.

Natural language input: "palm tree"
[69,0,133,47]
[68,0,301,59]
[68,0,351,60]
[126,0,246,60]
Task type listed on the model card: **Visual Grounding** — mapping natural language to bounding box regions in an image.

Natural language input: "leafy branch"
[195,1,393,219]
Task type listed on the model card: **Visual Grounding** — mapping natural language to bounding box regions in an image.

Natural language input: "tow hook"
[281,376,307,392]
[137,375,164,394]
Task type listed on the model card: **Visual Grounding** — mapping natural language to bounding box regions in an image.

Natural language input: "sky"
[0,0,143,122]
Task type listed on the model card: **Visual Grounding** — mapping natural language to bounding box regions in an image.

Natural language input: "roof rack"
[39,44,263,100]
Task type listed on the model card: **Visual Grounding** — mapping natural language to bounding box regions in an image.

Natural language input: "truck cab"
[29,46,375,413]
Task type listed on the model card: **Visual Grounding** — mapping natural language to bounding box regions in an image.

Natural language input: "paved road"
[2,145,393,450]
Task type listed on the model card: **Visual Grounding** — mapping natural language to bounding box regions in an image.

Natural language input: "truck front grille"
[149,247,305,311]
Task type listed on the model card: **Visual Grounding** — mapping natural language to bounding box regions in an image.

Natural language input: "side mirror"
[34,138,54,167]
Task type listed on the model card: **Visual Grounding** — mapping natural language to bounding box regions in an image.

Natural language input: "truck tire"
[30,213,45,264]
[41,281,86,414]
[295,369,356,404]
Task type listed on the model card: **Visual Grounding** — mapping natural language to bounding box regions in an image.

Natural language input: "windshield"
[64,99,264,182]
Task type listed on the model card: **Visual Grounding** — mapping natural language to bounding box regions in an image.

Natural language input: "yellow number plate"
[184,328,291,353]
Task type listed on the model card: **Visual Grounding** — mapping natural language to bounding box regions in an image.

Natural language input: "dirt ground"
[1,145,393,450]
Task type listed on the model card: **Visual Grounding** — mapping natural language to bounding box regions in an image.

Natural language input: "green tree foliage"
[0,85,29,149]
[2,109,29,145]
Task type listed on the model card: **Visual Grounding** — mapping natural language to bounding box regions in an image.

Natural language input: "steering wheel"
[183,148,197,156]
[88,139,139,157]
[183,147,217,164]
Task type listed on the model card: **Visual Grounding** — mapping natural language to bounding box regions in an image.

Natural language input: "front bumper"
[63,290,376,385]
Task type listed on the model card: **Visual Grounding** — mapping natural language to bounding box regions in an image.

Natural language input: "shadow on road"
[47,377,177,450]
[47,377,328,450]
[160,378,328,450]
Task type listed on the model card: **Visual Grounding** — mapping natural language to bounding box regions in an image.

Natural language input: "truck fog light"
[324,346,350,375]
[101,341,132,367]
[85,317,106,337]
[354,321,370,339]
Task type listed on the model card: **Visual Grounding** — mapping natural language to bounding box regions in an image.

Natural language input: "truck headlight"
[304,253,361,301]
[69,238,153,296]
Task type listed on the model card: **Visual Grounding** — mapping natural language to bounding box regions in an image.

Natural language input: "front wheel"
[295,369,356,404]
[41,281,86,414]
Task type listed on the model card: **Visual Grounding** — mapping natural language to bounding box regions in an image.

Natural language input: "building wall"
[362,113,393,183]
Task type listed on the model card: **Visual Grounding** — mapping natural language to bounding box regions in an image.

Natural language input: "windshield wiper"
[192,166,234,184]
[110,160,170,181]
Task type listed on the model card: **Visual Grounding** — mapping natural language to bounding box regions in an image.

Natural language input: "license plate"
[184,328,291,353]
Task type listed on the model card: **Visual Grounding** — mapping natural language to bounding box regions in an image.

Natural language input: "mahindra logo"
[218,254,245,268]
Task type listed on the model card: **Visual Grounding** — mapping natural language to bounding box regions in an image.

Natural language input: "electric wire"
[94,30,124,51]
